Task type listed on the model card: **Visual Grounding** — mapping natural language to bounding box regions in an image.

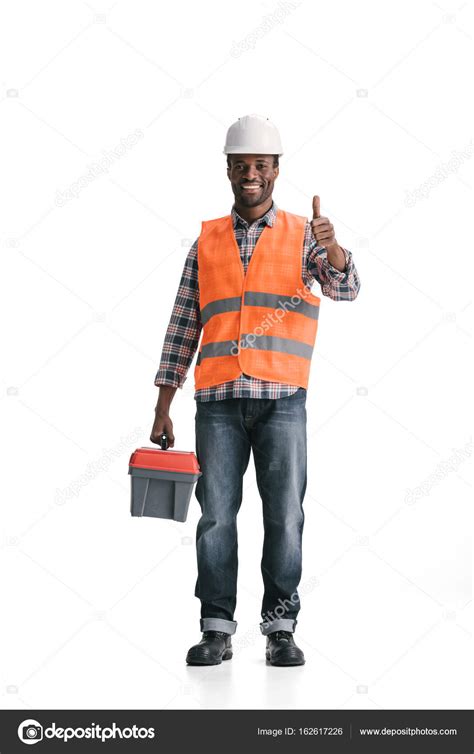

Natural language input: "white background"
[0,0,472,710]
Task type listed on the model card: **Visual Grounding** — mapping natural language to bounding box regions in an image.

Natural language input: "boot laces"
[271,630,293,642]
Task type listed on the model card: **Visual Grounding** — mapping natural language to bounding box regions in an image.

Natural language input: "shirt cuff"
[325,246,351,277]
[154,370,186,389]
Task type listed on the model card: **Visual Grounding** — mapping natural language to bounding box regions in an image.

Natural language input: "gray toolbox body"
[129,436,201,523]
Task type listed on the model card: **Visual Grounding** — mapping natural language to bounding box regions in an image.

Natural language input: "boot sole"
[186,649,233,666]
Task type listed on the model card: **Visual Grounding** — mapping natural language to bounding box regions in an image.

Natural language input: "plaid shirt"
[154,200,360,402]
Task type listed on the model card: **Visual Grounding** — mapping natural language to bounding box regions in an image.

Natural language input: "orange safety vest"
[194,208,321,390]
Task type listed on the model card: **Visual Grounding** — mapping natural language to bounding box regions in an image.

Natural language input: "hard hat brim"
[223,147,283,156]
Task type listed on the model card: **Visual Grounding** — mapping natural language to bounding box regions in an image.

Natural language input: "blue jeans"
[193,387,307,636]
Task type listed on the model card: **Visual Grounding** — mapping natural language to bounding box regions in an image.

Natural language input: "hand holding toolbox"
[129,433,202,522]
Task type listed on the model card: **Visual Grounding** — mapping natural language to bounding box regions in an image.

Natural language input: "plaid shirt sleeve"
[154,239,202,389]
[304,221,361,301]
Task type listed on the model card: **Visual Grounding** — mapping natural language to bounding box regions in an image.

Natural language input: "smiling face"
[227,154,279,208]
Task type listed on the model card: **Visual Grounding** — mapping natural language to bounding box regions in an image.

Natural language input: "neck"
[233,196,273,224]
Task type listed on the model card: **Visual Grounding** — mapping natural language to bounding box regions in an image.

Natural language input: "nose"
[242,165,260,182]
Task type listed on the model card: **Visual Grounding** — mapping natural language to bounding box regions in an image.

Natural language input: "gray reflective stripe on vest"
[200,292,319,325]
[240,334,313,360]
[200,296,242,325]
[197,335,313,363]
[198,340,239,362]
[244,291,319,320]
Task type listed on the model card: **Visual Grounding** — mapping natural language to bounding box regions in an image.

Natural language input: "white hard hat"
[223,114,283,156]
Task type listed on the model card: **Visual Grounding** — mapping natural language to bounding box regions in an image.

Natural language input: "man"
[151,114,360,667]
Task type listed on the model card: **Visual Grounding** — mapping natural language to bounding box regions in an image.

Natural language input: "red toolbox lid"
[129,447,201,475]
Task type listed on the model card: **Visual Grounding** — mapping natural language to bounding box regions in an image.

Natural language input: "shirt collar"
[231,200,278,229]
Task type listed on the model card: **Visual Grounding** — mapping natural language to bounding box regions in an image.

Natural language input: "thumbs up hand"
[312,195,320,220]
[310,195,347,271]
[310,195,337,251]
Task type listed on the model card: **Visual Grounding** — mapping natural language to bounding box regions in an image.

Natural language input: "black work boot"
[186,630,233,665]
[266,630,305,666]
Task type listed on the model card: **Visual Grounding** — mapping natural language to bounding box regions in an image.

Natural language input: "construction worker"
[151,114,361,666]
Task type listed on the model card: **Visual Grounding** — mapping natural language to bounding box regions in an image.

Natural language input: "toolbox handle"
[159,432,169,451]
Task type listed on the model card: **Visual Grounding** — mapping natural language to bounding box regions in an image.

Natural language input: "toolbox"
[129,434,202,522]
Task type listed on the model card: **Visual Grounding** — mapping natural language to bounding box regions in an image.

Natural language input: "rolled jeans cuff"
[200,618,237,635]
[260,618,297,636]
